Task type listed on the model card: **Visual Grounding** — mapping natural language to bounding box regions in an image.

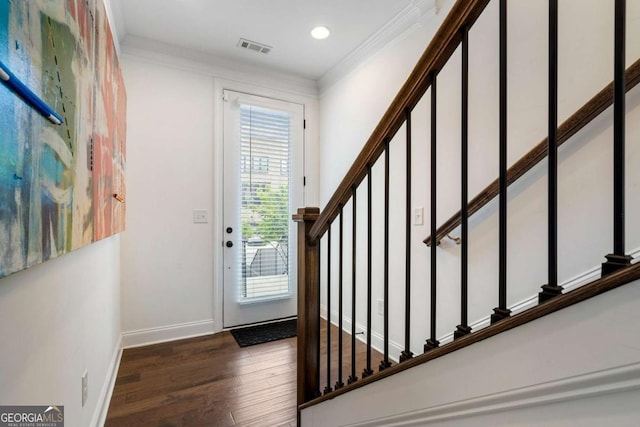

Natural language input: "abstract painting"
[0,0,126,278]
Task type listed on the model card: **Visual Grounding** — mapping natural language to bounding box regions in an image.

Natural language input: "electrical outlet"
[193,210,208,224]
[377,299,384,316]
[81,371,88,407]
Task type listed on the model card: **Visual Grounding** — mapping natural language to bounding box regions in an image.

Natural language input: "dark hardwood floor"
[106,324,384,427]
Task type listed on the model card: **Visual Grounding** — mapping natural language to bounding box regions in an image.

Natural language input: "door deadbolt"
[226,227,233,234]
[226,241,233,248]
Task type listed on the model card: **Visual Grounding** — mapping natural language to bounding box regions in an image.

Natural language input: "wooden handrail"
[424,57,640,246]
[309,0,492,241]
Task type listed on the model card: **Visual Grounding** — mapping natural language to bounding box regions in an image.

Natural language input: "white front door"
[222,90,303,328]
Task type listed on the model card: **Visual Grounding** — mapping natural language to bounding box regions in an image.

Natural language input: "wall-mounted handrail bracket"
[447,234,461,245]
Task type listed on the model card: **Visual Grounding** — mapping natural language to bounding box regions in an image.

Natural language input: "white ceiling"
[111,0,436,81]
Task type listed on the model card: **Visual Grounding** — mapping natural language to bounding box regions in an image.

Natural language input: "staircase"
[294,0,640,424]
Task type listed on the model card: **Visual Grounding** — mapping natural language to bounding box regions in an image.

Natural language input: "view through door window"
[238,104,291,300]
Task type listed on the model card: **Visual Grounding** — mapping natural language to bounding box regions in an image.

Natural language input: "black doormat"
[230,319,297,347]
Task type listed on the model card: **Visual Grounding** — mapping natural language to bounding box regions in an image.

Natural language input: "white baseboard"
[346,361,640,427]
[92,319,216,425]
[121,319,215,349]
[320,305,403,364]
[92,334,122,427]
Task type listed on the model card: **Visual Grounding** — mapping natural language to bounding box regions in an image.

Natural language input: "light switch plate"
[414,207,424,225]
[193,210,208,224]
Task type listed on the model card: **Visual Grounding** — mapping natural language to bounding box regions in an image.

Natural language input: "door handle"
[226,241,233,248]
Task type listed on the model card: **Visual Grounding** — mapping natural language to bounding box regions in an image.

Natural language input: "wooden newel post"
[293,207,321,408]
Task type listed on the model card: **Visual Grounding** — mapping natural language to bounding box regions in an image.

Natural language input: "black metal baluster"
[380,139,392,372]
[603,0,633,275]
[455,27,472,340]
[400,110,414,362]
[492,0,512,323]
[316,241,321,397]
[363,166,374,378]
[335,208,345,389]
[348,188,358,384]
[539,0,564,303]
[425,73,440,352]
[324,225,333,394]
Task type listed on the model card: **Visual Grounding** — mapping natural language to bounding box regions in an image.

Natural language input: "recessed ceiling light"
[310,26,331,40]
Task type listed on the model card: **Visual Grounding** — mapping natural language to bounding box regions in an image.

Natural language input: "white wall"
[119,57,217,346]
[317,0,640,367]
[318,0,453,364]
[0,236,122,427]
[0,2,123,426]
[120,45,319,346]
[302,278,640,426]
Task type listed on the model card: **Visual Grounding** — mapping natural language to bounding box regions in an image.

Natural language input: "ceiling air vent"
[237,38,272,54]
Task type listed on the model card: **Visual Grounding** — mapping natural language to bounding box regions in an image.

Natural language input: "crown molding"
[120,35,319,99]
[318,0,437,95]
[106,0,441,98]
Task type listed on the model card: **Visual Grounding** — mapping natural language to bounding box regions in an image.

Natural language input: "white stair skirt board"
[121,319,215,349]
[301,278,640,427]
[345,362,640,427]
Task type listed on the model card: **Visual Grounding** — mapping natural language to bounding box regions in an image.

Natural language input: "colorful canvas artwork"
[0,0,126,278]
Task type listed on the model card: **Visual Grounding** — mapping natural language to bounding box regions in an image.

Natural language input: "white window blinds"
[238,104,292,300]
